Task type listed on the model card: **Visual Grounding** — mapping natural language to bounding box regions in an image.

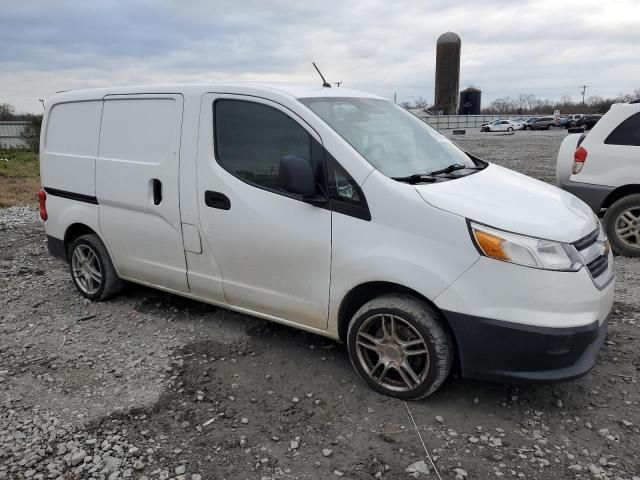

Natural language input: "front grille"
[573,229,598,251]
[572,227,612,288]
[587,255,608,278]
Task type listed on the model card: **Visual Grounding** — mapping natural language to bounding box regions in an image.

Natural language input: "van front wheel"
[68,234,124,301]
[347,294,453,400]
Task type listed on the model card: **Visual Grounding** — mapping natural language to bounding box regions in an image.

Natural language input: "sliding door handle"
[152,179,162,205]
[204,190,231,210]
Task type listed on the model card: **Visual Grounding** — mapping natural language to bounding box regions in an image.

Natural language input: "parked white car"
[557,100,640,257]
[510,118,526,130]
[39,83,613,399]
[481,119,517,132]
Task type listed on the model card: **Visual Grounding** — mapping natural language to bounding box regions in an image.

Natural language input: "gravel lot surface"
[1,128,639,480]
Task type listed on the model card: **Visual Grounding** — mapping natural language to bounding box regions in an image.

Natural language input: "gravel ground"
[1,128,639,480]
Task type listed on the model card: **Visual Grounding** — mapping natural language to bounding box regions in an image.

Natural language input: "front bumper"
[434,256,614,383]
[443,311,608,383]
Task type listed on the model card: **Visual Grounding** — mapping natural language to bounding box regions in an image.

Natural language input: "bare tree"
[20,115,42,152]
[413,97,429,109]
[0,103,15,121]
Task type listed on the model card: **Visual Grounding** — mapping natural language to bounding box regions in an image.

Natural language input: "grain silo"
[434,32,461,115]
[459,87,481,115]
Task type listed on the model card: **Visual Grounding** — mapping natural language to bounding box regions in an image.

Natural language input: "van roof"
[50,82,384,103]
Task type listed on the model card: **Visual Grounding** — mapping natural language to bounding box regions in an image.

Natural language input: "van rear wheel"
[68,234,123,300]
[347,294,453,400]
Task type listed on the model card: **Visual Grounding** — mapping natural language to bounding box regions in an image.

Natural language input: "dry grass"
[0,150,40,208]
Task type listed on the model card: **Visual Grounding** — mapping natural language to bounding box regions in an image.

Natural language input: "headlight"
[469,221,582,271]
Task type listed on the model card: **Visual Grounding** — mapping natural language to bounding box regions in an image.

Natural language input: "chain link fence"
[408,111,543,131]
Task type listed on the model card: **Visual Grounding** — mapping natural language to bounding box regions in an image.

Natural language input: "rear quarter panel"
[572,106,640,189]
[40,100,102,197]
[556,133,581,185]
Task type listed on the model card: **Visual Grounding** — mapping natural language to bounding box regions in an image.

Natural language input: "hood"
[415,164,597,243]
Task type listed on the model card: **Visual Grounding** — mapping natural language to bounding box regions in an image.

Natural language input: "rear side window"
[214,100,311,191]
[605,112,640,146]
[46,101,101,156]
[100,98,179,164]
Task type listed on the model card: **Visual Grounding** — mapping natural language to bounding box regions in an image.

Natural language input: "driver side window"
[214,99,312,192]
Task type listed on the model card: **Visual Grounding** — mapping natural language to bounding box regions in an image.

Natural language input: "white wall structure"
[0,121,28,148]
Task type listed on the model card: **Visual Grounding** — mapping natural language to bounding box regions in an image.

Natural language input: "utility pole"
[580,85,588,105]
[394,92,397,103]
[333,81,342,87]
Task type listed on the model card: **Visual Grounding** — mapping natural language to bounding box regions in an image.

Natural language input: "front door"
[196,94,331,329]
[96,94,189,292]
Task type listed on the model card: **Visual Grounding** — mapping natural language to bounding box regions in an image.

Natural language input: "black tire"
[68,234,124,300]
[604,194,640,257]
[507,127,514,132]
[546,124,552,130]
[347,294,453,400]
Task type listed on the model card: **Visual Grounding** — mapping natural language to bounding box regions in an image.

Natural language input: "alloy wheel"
[71,244,103,295]
[355,313,430,392]
[615,207,640,249]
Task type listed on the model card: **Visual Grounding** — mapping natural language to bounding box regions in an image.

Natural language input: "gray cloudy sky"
[1,0,638,113]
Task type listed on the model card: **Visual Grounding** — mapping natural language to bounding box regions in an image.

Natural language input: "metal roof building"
[0,121,28,148]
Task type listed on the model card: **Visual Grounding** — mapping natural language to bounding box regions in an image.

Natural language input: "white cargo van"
[39,83,614,399]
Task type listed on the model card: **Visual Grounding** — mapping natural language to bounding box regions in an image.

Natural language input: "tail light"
[38,188,48,221]
[572,146,588,174]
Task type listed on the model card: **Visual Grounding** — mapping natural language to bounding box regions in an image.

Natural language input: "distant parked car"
[481,120,516,132]
[522,117,538,129]
[556,101,640,256]
[562,114,584,128]
[523,116,555,130]
[576,114,603,130]
[510,118,526,129]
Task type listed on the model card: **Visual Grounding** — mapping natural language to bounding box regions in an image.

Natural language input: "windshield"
[298,97,476,178]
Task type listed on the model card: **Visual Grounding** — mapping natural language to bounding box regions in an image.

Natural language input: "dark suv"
[576,114,603,130]
[524,116,555,130]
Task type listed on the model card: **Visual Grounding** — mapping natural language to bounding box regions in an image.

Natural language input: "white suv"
[557,100,640,256]
[39,83,613,399]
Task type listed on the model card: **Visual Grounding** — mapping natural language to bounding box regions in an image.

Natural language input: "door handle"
[152,179,162,205]
[204,190,231,210]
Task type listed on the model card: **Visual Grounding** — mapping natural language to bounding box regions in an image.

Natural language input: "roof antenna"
[313,62,331,88]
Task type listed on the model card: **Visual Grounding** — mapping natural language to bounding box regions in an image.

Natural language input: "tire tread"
[347,294,453,399]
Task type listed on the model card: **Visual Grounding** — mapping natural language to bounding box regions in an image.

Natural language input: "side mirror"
[279,155,316,197]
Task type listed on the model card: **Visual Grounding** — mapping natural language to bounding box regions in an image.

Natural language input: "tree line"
[482,90,640,115]
[398,89,640,115]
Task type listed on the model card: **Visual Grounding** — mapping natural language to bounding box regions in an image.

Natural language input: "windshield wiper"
[391,174,438,184]
[429,163,483,176]
[393,164,486,184]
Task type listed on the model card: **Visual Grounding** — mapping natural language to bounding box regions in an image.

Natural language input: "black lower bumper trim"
[560,180,613,213]
[443,311,608,383]
[47,235,67,261]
